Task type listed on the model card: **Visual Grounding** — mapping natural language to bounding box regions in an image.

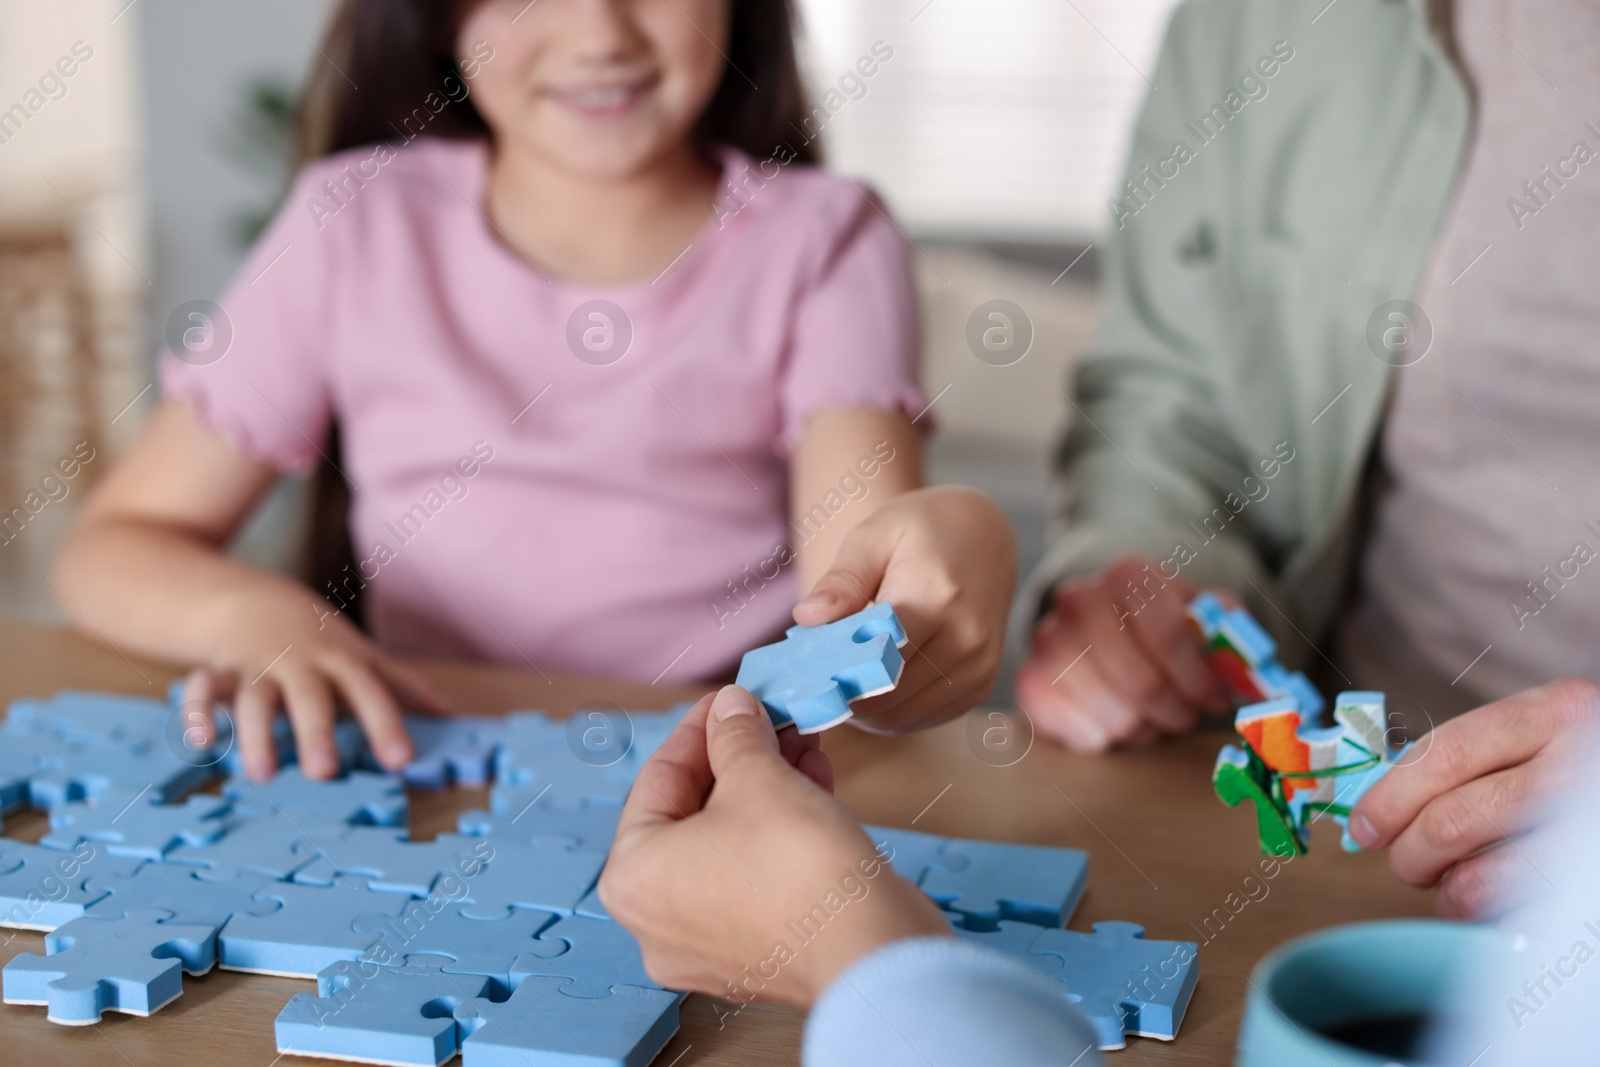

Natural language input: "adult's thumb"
[704,684,783,777]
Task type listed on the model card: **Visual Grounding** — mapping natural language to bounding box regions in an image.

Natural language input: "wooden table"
[0,621,1434,1065]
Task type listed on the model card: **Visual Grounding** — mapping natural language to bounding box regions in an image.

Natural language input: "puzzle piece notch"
[510,915,672,999]
[86,864,282,929]
[492,712,636,806]
[2,907,218,1025]
[219,880,411,977]
[454,837,607,920]
[292,826,469,898]
[0,840,144,931]
[735,602,908,733]
[863,824,950,886]
[956,920,1198,1049]
[458,791,621,853]
[41,790,231,859]
[454,975,680,1067]
[276,956,495,1067]
[224,766,407,827]
[352,903,561,990]
[25,733,213,809]
[919,838,1090,931]
[166,812,350,882]
[377,714,505,790]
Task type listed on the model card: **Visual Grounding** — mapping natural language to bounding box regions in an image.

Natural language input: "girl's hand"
[1349,678,1595,919]
[792,486,1016,733]
[600,686,951,1007]
[186,581,450,781]
[1014,556,1228,751]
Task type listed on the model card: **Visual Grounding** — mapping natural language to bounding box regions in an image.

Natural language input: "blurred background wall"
[0,0,1182,691]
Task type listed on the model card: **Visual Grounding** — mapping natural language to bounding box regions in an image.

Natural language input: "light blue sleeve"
[803,936,1104,1067]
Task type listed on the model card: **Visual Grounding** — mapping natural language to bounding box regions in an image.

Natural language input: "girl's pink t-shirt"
[160,138,924,684]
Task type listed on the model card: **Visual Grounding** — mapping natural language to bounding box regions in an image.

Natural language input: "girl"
[56,0,1014,780]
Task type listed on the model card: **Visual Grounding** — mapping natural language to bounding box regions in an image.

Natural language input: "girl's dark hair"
[292,0,819,169]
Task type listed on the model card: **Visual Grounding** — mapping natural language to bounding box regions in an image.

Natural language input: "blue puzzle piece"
[224,766,407,827]
[379,715,504,790]
[958,920,1198,1049]
[219,880,411,977]
[353,904,560,989]
[2,907,217,1025]
[454,838,608,920]
[41,789,230,859]
[292,826,468,897]
[863,824,949,885]
[166,813,349,882]
[919,838,1090,931]
[1328,690,1403,852]
[493,713,636,807]
[85,864,281,929]
[0,840,142,930]
[276,956,495,1067]
[734,602,908,732]
[4,691,171,745]
[510,915,672,999]
[458,791,620,853]
[0,732,71,815]
[454,975,680,1067]
[573,888,612,921]
[25,735,212,808]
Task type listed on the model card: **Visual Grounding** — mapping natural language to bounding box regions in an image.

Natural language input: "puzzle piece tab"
[1187,592,1322,718]
[510,915,672,999]
[735,602,908,732]
[293,826,468,898]
[0,840,142,930]
[276,956,495,1067]
[2,907,217,1025]
[166,813,348,882]
[86,864,281,930]
[353,903,560,989]
[458,791,620,853]
[454,975,680,1067]
[224,767,407,827]
[219,880,410,977]
[380,715,504,790]
[454,838,607,920]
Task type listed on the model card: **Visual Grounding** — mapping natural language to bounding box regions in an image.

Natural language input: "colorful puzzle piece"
[453,975,681,1067]
[1212,690,1402,855]
[734,602,908,732]
[1186,591,1322,718]
[219,880,411,977]
[919,838,1090,931]
[41,790,230,859]
[956,920,1199,1049]
[276,956,494,1067]
[2,907,217,1025]
[224,767,407,827]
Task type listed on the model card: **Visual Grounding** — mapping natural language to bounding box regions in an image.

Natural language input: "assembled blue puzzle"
[735,601,909,732]
[0,684,1197,1057]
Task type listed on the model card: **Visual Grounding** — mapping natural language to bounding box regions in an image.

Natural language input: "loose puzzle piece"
[957,920,1198,1049]
[510,915,669,999]
[454,838,608,920]
[919,838,1090,931]
[276,956,495,1067]
[166,813,349,881]
[219,880,411,977]
[0,840,142,930]
[1187,591,1322,718]
[454,975,680,1067]
[380,715,505,790]
[458,791,620,853]
[353,904,560,990]
[224,767,407,827]
[293,826,468,897]
[86,864,281,930]
[735,602,908,733]
[1212,690,1403,855]
[2,907,217,1025]
[41,790,230,860]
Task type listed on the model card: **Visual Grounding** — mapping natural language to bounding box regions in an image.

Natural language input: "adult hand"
[1015,555,1227,751]
[791,486,1016,734]
[184,582,450,781]
[600,686,951,1007]
[1349,677,1597,919]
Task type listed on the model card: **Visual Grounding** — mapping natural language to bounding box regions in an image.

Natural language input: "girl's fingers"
[234,676,282,781]
[276,667,341,779]
[324,656,414,770]
[180,667,232,747]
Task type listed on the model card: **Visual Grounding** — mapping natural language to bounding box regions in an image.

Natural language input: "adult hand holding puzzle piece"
[600,686,952,1006]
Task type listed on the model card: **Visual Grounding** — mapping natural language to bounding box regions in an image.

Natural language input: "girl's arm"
[54,398,445,779]
[789,408,1017,733]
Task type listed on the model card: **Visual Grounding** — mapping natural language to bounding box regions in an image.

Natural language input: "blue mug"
[1237,919,1498,1066]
